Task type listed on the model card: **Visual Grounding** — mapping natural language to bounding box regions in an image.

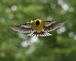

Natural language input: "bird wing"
[11,23,34,33]
[44,21,64,32]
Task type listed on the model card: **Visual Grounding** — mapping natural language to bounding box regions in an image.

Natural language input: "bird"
[11,19,64,37]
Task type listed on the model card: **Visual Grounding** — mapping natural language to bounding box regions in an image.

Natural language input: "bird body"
[11,19,64,37]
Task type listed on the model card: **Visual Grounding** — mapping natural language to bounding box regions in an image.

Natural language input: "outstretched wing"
[11,23,34,33]
[44,21,64,32]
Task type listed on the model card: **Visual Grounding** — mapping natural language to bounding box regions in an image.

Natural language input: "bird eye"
[36,20,40,25]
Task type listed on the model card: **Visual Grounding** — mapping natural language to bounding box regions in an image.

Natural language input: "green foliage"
[0,0,76,61]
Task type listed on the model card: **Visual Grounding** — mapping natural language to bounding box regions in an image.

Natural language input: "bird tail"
[27,31,52,37]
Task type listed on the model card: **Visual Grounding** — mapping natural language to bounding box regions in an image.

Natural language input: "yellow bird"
[11,19,64,37]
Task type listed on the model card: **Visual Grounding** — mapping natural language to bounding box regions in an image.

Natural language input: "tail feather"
[27,31,52,37]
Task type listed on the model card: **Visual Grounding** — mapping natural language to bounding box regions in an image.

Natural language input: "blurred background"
[0,0,76,61]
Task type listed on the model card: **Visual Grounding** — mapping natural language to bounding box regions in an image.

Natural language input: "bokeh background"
[0,0,76,61]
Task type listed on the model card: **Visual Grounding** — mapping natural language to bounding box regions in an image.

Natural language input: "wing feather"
[11,23,33,33]
[44,21,64,32]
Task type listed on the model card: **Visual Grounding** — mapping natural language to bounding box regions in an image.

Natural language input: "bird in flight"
[11,19,64,37]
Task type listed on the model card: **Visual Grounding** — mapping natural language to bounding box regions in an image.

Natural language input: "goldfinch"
[11,19,64,37]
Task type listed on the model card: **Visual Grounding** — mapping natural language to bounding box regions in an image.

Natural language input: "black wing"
[44,21,64,32]
[11,23,34,33]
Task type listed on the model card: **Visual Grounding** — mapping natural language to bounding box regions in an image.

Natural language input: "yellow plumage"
[32,19,44,31]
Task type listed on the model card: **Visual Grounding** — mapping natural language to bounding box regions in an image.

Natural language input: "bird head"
[32,19,44,31]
